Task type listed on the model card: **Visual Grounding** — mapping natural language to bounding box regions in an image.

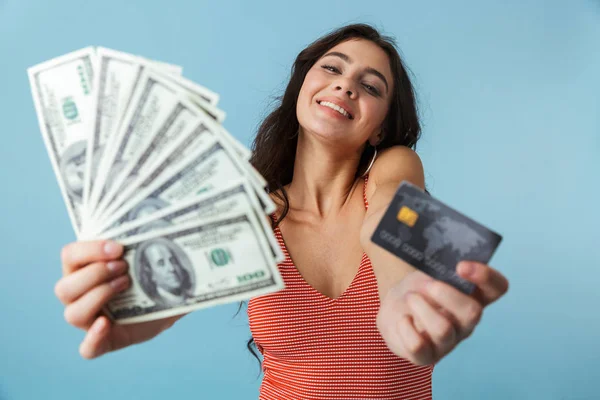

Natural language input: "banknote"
[83,47,188,220]
[105,210,285,324]
[98,179,284,263]
[152,68,259,164]
[85,118,216,232]
[157,73,268,186]
[89,129,275,236]
[160,72,225,122]
[155,72,263,180]
[92,80,214,220]
[88,108,274,235]
[137,57,183,77]
[220,127,251,160]
[88,67,228,218]
[30,48,285,321]
[88,69,190,213]
[28,47,96,237]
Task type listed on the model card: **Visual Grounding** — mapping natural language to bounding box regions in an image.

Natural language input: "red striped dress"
[248,176,434,399]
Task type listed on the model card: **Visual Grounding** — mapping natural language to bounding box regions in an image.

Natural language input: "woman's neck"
[285,132,363,219]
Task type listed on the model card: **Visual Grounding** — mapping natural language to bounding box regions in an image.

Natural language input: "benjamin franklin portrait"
[59,140,87,203]
[125,196,170,225]
[134,237,195,307]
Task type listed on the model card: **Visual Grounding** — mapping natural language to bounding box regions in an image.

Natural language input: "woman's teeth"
[319,101,351,119]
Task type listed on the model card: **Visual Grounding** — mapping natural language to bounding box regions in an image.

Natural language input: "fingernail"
[104,241,121,257]
[110,275,130,291]
[458,262,474,276]
[107,261,127,274]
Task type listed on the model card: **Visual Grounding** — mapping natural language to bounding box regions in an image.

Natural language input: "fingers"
[377,265,507,367]
[406,292,457,361]
[79,316,112,359]
[61,240,123,275]
[397,315,434,366]
[457,261,509,306]
[63,275,131,330]
[419,280,482,341]
[377,287,442,366]
[55,260,129,305]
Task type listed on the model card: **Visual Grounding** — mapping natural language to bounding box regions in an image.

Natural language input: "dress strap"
[362,174,369,210]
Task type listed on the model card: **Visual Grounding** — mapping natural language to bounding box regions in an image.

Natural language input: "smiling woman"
[245,23,508,399]
[54,22,509,400]
[245,24,436,399]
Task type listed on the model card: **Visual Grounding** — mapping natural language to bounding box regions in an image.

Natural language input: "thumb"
[79,316,112,359]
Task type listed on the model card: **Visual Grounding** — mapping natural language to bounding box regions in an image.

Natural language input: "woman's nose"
[334,82,357,99]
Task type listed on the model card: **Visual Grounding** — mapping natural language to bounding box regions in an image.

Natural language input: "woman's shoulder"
[364,146,425,204]
[372,146,423,176]
[369,145,425,188]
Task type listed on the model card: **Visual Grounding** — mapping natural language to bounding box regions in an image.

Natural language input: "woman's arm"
[359,145,425,300]
[360,146,509,366]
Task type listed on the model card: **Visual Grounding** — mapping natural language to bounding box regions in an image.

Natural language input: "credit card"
[371,181,503,294]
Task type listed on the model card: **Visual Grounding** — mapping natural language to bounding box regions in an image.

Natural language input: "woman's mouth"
[317,100,354,119]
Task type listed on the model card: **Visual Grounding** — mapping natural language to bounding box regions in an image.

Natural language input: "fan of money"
[28,47,285,324]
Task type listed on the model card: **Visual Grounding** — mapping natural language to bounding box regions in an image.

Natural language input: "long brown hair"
[244,22,423,369]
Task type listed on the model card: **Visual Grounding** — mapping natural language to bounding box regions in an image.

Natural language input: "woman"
[55,24,509,399]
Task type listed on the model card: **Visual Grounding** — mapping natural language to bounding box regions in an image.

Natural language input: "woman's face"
[296,38,394,150]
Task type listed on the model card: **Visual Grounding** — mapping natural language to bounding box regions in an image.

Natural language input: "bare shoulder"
[365,146,425,202]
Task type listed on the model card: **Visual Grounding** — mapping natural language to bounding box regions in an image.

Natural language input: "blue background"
[0,0,598,399]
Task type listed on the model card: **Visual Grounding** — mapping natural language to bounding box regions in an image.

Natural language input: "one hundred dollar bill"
[87,109,274,235]
[93,92,265,223]
[89,128,275,236]
[159,71,225,122]
[28,47,96,237]
[152,72,264,183]
[86,117,217,231]
[133,71,258,172]
[138,57,183,77]
[88,69,190,213]
[88,68,226,217]
[92,76,212,219]
[87,62,261,219]
[147,65,257,164]
[83,47,188,220]
[106,210,285,324]
[98,179,284,263]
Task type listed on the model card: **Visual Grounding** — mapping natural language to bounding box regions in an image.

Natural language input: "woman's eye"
[363,84,380,96]
[321,65,340,73]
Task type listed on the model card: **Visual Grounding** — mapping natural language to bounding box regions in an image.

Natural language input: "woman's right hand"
[55,240,183,359]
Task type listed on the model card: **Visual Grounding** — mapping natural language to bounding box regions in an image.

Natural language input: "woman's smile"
[317,100,353,121]
[316,97,354,119]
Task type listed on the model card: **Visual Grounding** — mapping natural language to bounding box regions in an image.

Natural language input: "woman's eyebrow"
[322,51,389,93]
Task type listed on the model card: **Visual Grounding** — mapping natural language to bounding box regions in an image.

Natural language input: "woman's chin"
[302,123,354,141]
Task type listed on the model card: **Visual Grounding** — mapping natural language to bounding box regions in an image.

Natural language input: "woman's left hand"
[376,261,509,366]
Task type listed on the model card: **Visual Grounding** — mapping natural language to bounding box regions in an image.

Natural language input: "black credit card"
[371,181,503,294]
